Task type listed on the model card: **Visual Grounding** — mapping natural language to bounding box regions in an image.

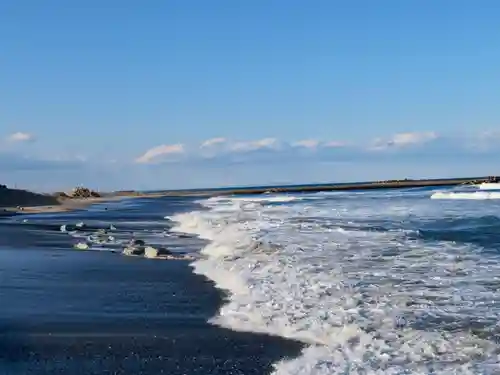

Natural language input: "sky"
[1,0,500,191]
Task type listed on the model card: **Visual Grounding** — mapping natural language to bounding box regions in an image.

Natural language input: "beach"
[0,187,175,215]
[3,181,500,373]
[0,196,304,375]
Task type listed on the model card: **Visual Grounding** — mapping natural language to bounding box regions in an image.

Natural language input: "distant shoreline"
[0,191,171,215]
[0,176,494,215]
[144,175,494,197]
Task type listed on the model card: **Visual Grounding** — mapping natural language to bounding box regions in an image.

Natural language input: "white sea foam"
[223,195,303,203]
[58,216,199,256]
[478,182,500,191]
[431,191,500,200]
[171,191,500,374]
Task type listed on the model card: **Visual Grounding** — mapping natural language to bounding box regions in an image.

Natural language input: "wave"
[431,191,500,200]
[171,193,500,374]
[417,215,500,251]
[221,195,303,203]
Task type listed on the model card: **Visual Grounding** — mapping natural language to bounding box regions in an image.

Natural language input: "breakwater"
[152,176,497,197]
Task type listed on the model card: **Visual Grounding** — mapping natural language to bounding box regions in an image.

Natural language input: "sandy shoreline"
[0,175,496,216]
[2,196,119,214]
[0,191,176,215]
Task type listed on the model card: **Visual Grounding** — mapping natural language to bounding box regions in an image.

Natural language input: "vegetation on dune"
[0,185,101,208]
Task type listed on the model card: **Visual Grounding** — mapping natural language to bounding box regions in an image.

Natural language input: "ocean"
[1,186,500,374]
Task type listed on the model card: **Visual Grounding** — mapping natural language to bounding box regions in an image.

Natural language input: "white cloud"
[200,137,227,148]
[324,141,347,148]
[135,144,184,164]
[370,131,438,150]
[6,131,500,192]
[291,140,348,149]
[6,132,35,142]
[291,139,320,149]
[229,138,279,152]
[132,131,500,167]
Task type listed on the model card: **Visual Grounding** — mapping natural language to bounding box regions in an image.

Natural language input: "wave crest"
[171,193,500,374]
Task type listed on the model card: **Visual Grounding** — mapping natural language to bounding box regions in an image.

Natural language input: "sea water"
[171,187,500,374]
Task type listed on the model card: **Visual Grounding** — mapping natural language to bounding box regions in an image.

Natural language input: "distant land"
[0,176,495,215]
[149,176,495,196]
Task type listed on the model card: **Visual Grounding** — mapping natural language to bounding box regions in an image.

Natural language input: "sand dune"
[0,185,59,208]
[0,185,110,214]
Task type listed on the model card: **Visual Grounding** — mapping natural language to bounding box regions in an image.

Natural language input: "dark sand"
[0,252,303,375]
[0,196,305,375]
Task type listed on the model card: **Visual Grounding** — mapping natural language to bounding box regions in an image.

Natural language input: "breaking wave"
[431,191,500,200]
[171,190,500,374]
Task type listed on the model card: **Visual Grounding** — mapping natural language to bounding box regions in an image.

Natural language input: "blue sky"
[1,0,500,191]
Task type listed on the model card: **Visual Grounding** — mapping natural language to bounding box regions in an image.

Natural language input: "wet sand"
[2,197,109,214]
[0,248,304,375]
[0,196,305,375]
[1,192,168,215]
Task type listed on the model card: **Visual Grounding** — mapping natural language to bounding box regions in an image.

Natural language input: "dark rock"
[73,188,92,198]
[158,247,173,255]
[130,239,145,246]
[67,187,101,199]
